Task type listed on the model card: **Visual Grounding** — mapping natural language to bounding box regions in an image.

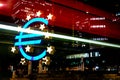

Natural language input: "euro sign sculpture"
[15,18,48,61]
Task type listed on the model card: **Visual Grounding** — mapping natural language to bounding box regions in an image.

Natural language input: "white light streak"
[0,24,120,48]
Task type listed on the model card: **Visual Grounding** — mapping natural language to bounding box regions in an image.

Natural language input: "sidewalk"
[10,78,29,80]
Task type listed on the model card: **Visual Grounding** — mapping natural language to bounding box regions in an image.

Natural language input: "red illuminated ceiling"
[0,0,16,15]
[0,0,120,39]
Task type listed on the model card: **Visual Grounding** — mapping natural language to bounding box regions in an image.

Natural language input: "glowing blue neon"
[33,50,46,60]
[15,18,48,61]
[15,34,42,39]
[15,40,41,46]
[19,46,46,60]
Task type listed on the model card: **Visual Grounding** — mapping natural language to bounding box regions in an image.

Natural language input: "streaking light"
[0,24,120,48]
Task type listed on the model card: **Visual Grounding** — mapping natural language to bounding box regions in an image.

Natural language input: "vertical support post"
[12,70,16,78]
[43,66,48,73]
[28,61,32,75]
[81,57,84,71]
[38,60,43,74]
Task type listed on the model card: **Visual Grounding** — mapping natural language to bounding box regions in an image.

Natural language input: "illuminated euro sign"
[15,18,48,61]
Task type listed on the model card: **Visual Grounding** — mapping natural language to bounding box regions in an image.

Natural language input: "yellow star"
[36,11,42,17]
[47,13,53,20]
[11,47,16,53]
[20,58,26,65]
[26,15,31,21]
[42,56,50,65]
[39,24,45,30]
[47,46,55,54]
[26,27,31,33]
[45,32,50,39]
[25,45,31,52]
[48,46,55,55]
[47,46,52,54]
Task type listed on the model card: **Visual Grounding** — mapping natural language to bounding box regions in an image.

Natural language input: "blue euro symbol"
[15,18,48,61]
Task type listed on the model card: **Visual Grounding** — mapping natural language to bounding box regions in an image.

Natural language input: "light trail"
[0,24,120,48]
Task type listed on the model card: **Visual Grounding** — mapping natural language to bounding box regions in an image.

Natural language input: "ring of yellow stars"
[39,24,45,30]
[11,47,16,53]
[25,45,31,52]
[47,13,53,20]
[36,11,42,17]
[26,15,31,21]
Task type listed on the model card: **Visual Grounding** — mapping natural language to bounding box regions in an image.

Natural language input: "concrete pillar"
[43,66,48,73]
[81,57,84,71]
[12,70,16,78]
[28,61,32,75]
[38,60,43,74]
